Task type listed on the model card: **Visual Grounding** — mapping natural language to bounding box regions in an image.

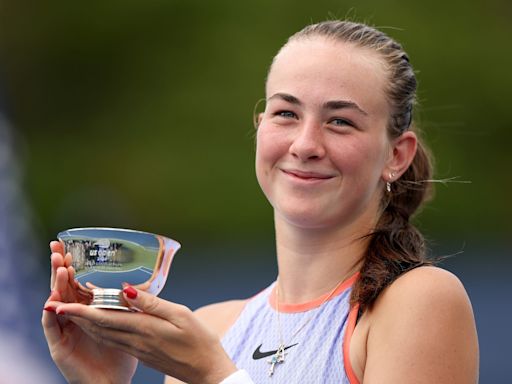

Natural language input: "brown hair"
[280,20,435,312]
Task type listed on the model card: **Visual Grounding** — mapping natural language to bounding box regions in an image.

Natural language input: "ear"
[253,98,266,128]
[383,131,418,182]
[254,112,264,128]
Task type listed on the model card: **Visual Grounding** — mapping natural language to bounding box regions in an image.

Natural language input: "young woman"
[43,20,479,383]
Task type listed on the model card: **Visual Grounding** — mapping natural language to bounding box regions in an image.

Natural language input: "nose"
[289,119,326,161]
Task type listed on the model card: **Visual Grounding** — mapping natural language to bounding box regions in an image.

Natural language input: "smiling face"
[256,37,394,231]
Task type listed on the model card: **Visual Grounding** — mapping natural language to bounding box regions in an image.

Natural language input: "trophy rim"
[57,227,180,245]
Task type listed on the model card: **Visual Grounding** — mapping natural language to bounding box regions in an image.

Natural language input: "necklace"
[267,275,352,377]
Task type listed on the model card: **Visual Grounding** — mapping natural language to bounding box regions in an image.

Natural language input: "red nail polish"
[56,310,66,316]
[44,306,55,312]
[123,286,138,299]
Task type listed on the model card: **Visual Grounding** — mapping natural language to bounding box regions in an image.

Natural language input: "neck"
[274,215,369,304]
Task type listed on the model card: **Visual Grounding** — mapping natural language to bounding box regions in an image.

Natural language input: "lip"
[281,168,335,181]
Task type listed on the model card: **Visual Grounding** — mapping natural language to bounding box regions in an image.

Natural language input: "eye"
[274,110,297,119]
[327,117,358,132]
[329,118,352,127]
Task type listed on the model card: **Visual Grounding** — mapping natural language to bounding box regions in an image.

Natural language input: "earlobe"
[383,131,418,180]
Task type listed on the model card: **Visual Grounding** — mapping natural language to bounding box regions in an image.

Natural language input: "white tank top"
[222,273,360,383]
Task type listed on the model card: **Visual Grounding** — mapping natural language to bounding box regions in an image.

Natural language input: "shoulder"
[194,299,247,339]
[361,266,479,383]
[372,266,477,342]
[378,265,470,307]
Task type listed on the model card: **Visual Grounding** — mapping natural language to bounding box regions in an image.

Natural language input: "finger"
[60,310,162,364]
[68,315,137,352]
[64,252,73,268]
[85,281,100,289]
[54,266,75,301]
[122,286,192,327]
[44,291,65,311]
[50,240,64,254]
[50,252,65,268]
[67,266,77,287]
[55,266,70,288]
[50,253,65,289]
[42,310,63,346]
[44,291,63,312]
[54,303,145,333]
[42,291,64,346]
[45,289,62,304]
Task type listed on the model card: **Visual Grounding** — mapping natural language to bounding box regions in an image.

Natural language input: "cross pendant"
[268,344,286,377]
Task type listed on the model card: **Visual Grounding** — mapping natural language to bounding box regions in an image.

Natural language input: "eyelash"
[329,118,353,127]
[274,110,297,119]
[271,111,357,130]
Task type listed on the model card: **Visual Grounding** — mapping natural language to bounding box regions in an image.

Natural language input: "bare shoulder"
[194,299,247,339]
[362,266,479,383]
[380,265,470,305]
[373,266,477,341]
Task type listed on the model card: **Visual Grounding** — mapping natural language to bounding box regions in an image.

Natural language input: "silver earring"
[386,172,396,193]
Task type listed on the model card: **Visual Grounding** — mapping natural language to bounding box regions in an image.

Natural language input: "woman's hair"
[281,20,435,312]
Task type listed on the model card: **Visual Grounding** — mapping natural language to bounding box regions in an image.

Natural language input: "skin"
[43,36,479,384]
[43,242,237,384]
[43,242,138,384]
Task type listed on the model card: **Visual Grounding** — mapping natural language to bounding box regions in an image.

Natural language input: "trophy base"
[90,288,131,311]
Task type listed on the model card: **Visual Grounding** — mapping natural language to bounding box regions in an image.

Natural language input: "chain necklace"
[267,275,352,377]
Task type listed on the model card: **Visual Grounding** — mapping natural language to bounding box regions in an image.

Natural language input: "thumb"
[122,285,192,327]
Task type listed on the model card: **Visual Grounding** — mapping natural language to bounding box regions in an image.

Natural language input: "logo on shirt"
[252,343,299,360]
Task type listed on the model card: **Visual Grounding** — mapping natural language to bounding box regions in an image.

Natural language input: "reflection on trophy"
[58,228,181,310]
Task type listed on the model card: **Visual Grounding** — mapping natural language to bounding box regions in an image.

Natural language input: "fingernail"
[123,286,138,299]
[56,309,66,316]
[44,306,55,312]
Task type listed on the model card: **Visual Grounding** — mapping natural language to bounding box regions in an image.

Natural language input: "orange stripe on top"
[269,272,359,313]
[343,303,361,384]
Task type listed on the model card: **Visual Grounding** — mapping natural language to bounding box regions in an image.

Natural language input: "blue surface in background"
[34,243,511,383]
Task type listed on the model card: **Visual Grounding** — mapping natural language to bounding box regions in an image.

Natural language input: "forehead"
[266,37,389,115]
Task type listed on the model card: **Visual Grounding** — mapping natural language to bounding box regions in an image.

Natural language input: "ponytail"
[351,135,435,311]
[283,20,436,311]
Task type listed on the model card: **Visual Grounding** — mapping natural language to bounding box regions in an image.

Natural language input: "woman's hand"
[51,287,238,384]
[42,241,137,384]
[48,241,89,304]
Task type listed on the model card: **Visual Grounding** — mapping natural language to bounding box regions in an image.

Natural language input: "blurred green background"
[0,0,510,382]
[1,0,510,246]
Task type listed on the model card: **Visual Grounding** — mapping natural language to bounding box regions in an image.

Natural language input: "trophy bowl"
[57,227,181,310]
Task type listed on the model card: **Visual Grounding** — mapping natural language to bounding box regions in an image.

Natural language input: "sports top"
[221,273,360,383]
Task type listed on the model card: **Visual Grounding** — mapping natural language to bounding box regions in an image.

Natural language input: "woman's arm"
[165,300,247,384]
[53,287,243,384]
[362,266,479,383]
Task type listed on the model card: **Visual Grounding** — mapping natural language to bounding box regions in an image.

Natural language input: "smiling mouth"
[282,169,334,181]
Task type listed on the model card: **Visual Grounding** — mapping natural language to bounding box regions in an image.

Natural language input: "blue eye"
[330,118,351,126]
[275,111,297,119]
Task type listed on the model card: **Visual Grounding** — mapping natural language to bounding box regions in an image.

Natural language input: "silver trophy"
[57,227,181,310]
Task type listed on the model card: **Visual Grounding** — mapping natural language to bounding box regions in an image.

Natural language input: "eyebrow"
[267,92,368,116]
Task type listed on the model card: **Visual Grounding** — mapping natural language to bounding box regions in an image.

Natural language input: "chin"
[274,204,342,230]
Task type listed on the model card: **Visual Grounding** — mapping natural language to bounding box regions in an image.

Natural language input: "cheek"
[329,135,389,179]
[255,126,287,173]
[255,125,290,199]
